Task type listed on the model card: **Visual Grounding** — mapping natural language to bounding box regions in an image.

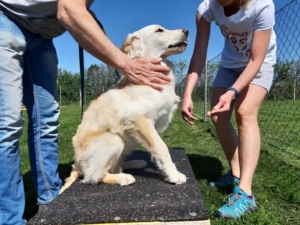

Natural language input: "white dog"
[60,25,189,194]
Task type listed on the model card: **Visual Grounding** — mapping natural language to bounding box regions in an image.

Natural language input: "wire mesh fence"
[57,0,300,161]
[183,0,300,160]
[259,0,300,159]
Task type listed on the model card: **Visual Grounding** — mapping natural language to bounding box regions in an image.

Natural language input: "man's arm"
[57,0,170,91]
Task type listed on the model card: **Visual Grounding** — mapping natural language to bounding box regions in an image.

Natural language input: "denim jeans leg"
[0,13,27,225]
[22,36,62,205]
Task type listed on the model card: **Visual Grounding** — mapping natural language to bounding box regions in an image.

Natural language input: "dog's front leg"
[130,117,186,184]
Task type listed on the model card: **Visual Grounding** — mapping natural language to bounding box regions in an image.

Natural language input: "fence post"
[294,76,296,103]
[79,89,82,108]
[60,86,62,107]
[204,59,208,122]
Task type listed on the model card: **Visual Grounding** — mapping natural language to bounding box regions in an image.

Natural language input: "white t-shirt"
[198,0,277,68]
[0,0,94,38]
[0,0,60,18]
[0,0,94,17]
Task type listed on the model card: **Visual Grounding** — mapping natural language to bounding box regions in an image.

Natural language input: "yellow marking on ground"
[84,220,210,225]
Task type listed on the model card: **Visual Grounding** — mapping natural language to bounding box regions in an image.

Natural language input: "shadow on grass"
[187,153,236,195]
[23,162,74,221]
[187,153,223,181]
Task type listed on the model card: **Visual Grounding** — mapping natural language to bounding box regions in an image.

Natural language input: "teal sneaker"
[209,170,240,188]
[216,186,257,219]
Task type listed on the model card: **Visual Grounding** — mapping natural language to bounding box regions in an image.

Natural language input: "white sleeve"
[198,0,214,23]
[253,0,275,31]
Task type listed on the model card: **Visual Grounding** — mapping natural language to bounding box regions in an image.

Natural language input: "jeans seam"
[0,39,6,225]
[24,55,53,202]
[0,204,2,225]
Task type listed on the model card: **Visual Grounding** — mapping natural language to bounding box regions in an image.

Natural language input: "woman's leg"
[210,87,240,178]
[216,84,266,219]
[235,84,267,195]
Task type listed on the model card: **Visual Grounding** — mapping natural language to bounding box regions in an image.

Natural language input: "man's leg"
[22,36,62,205]
[0,12,27,225]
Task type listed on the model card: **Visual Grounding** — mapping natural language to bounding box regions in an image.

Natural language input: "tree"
[270,59,300,100]
[57,68,80,105]
[86,64,119,98]
[174,59,188,85]
[173,59,189,98]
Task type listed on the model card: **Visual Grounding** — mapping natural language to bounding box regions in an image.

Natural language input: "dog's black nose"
[182,29,189,36]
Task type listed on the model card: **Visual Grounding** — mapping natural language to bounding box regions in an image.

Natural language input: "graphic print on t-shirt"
[219,24,250,57]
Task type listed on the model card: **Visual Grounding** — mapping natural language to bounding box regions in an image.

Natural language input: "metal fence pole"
[204,59,208,122]
[60,86,62,107]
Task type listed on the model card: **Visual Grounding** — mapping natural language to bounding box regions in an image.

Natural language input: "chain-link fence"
[259,0,300,159]
[58,0,300,161]
[182,0,300,160]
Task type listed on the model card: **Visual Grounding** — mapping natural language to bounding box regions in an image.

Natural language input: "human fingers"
[126,75,164,91]
[149,57,163,64]
[181,111,198,125]
[142,58,171,84]
[149,58,171,72]
[148,71,171,84]
[207,109,222,117]
[181,104,198,125]
[207,101,230,116]
[128,58,171,90]
[183,115,195,125]
[207,111,212,117]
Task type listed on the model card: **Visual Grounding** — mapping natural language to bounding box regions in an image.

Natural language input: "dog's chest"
[151,87,179,132]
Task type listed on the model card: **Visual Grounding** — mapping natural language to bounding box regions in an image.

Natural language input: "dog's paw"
[165,171,187,185]
[119,174,136,186]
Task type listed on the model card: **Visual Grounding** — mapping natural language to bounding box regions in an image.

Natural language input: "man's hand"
[57,1,170,91]
[181,97,198,125]
[124,57,171,91]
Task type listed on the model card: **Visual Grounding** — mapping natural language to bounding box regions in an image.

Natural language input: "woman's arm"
[207,28,272,115]
[181,12,210,124]
[230,29,272,95]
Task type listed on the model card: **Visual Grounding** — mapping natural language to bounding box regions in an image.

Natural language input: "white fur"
[60,25,189,193]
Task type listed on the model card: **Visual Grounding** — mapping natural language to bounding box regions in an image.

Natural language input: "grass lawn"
[20,103,300,224]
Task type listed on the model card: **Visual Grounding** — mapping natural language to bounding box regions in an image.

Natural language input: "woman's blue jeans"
[0,11,62,225]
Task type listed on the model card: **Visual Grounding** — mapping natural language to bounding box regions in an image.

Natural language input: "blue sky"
[53,0,291,73]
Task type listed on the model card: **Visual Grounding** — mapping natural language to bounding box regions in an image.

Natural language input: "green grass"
[20,104,300,224]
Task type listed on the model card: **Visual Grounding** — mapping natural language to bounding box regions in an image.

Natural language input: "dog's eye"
[155,28,164,33]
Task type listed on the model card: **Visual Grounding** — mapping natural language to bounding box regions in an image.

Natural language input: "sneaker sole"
[215,206,256,219]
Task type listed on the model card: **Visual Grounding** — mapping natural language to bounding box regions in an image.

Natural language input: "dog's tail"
[59,164,79,194]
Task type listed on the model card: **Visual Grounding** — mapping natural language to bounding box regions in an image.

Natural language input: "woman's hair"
[240,0,251,8]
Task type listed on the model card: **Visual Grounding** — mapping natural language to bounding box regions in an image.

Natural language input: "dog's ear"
[121,35,143,59]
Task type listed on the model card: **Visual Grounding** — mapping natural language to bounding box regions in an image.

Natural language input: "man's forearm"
[57,0,131,74]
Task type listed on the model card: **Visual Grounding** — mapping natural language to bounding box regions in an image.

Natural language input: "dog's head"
[121,25,188,59]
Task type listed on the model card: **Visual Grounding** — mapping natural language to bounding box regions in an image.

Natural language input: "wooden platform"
[28,148,210,225]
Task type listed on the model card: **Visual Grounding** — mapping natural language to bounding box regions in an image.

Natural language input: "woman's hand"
[181,97,198,125]
[207,90,235,117]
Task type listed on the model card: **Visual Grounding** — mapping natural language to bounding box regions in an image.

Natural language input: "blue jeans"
[0,12,62,225]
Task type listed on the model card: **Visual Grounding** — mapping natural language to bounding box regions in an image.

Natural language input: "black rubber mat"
[28,148,209,224]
